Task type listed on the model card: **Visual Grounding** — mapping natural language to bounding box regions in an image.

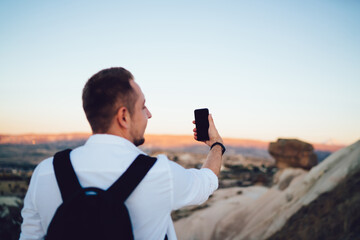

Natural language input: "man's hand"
[193,114,224,176]
[193,114,223,147]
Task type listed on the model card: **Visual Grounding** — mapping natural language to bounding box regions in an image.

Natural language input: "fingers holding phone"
[192,123,198,140]
[207,114,223,146]
[193,108,223,147]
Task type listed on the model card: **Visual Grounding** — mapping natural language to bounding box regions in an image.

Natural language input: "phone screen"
[194,108,209,141]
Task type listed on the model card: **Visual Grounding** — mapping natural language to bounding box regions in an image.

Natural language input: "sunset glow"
[0,1,359,145]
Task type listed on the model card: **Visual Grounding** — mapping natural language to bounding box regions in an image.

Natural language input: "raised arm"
[193,114,224,176]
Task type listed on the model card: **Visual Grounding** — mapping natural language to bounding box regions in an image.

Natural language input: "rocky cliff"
[174,140,360,240]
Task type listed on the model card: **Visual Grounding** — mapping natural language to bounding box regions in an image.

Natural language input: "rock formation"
[174,140,360,240]
[174,186,269,240]
[269,138,318,170]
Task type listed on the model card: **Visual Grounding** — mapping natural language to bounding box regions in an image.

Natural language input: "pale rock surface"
[212,168,308,240]
[174,186,268,240]
[174,140,360,240]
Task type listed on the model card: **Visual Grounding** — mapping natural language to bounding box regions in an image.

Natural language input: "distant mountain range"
[0,133,90,145]
[0,133,346,152]
[0,133,346,167]
[0,133,347,168]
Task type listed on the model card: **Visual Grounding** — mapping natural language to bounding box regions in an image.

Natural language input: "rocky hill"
[174,140,360,240]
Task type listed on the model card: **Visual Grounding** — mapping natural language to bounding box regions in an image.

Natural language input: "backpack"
[45,149,157,240]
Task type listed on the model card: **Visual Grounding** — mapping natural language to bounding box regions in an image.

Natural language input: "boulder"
[269,138,318,170]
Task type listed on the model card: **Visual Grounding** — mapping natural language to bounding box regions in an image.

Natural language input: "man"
[20,67,225,240]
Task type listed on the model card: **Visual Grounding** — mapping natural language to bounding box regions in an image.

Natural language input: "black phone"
[194,108,209,141]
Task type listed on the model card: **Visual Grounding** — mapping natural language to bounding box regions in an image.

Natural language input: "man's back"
[20,134,218,240]
[20,67,224,240]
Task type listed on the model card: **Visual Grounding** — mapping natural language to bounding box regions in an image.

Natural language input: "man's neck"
[102,127,133,144]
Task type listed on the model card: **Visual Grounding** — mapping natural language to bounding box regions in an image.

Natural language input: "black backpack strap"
[107,154,157,202]
[53,149,82,202]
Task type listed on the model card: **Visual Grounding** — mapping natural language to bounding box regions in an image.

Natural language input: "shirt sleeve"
[166,158,218,210]
[19,164,46,240]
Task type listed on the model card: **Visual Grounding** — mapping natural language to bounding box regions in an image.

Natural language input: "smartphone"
[194,108,209,141]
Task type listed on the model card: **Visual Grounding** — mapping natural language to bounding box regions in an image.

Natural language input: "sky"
[0,0,359,145]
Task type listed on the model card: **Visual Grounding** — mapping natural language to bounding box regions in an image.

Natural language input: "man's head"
[82,67,151,146]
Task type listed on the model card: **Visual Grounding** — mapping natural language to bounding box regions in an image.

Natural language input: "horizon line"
[0,132,349,147]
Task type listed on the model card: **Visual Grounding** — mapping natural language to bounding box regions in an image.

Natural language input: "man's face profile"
[129,80,152,146]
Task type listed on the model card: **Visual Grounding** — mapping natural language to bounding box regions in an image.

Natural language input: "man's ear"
[116,107,131,129]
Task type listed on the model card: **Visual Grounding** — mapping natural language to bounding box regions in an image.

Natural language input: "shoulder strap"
[107,154,157,202]
[53,149,82,202]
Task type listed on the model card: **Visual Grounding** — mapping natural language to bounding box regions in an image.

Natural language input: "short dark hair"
[82,67,137,133]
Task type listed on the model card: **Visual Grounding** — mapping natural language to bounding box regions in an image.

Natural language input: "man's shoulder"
[154,154,168,161]
[147,154,171,173]
[137,154,180,185]
[33,156,55,177]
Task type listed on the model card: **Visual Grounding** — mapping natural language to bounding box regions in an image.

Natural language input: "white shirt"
[20,134,218,240]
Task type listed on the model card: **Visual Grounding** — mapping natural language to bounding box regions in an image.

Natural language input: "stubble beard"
[133,137,145,146]
[130,122,147,147]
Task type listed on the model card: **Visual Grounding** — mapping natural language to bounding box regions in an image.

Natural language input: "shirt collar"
[85,134,144,154]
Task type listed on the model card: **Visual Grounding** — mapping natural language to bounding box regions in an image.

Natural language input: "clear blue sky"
[0,0,359,145]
